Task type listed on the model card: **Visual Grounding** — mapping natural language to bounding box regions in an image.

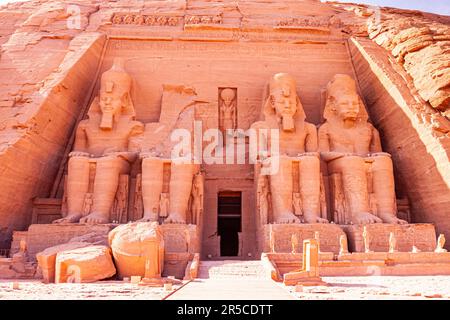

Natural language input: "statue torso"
[82,117,138,156]
[327,122,373,155]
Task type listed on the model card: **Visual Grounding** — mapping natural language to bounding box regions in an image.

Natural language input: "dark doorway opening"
[218,191,242,257]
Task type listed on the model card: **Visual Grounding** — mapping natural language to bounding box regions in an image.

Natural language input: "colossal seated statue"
[252,73,328,224]
[138,155,200,224]
[318,74,407,225]
[53,58,144,224]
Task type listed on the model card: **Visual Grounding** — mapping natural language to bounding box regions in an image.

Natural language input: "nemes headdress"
[323,74,368,122]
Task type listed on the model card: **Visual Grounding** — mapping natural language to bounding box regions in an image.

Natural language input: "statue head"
[94,57,135,130]
[220,88,235,107]
[323,74,368,124]
[262,73,306,131]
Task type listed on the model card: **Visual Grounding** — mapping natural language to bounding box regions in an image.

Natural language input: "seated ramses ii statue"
[251,73,328,224]
[53,58,144,224]
[318,74,407,225]
[138,155,200,224]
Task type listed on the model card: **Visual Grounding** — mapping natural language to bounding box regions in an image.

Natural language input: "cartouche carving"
[53,58,144,224]
[319,74,407,225]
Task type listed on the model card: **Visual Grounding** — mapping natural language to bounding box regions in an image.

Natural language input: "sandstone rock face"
[54,245,116,283]
[368,16,450,115]
[0,0,448,254]
[108,222,164,278]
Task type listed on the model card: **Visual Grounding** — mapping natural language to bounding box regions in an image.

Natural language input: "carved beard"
[100,112,114,130]
[279,113,295,132]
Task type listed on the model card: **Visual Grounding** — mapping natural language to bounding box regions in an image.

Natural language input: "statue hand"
[69,151,90,158]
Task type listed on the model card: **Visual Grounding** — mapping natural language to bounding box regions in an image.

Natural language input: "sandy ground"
[285,276,450,300]
[1,276,450,300]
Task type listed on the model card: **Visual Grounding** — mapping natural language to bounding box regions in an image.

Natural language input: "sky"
[325,0,450,16]
[0,0,449,16]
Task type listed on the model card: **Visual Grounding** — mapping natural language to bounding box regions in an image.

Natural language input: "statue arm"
[70,121,89,156]
[305,123,318,152]
[318,123,346,162]
[369,125,383,153]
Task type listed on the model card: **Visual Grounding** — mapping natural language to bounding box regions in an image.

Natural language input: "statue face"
[270,82,297,131]
[98,81,125,130]
[99,84,123,116]
[335,93,360,121]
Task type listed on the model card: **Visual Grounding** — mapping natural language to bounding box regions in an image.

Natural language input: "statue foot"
[137,216,157,222]
[379,214,408,225]
[276,213,301,224]
[164,215,186,224]
[79,213,109,224]
[53,214,82,224]
[304,215,329,224]
[352,212,382,225]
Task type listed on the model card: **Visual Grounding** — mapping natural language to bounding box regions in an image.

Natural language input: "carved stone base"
[262,224,346,254]
[283,271,328,286]
[25,224,115,259]
[160,224,200,254]
[342,223,437,253]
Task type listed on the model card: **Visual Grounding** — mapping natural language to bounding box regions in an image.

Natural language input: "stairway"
[198,260,268,279]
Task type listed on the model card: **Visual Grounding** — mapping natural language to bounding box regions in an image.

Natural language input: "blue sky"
[325,0,450,15]
[0,0,449,16]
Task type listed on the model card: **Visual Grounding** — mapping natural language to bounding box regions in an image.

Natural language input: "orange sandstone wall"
[349,37,450,245]
[0,33,105,248]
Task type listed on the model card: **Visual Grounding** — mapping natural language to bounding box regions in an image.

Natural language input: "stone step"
[198,260,268,279]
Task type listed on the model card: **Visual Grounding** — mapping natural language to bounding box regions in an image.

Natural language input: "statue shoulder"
[130,120,145,135]
[250,120,269,130]
[318,121,330,133]
[77,119,89,129]
[305,122,318,133]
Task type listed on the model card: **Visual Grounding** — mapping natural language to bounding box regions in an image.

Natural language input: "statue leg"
[140,157,164,222]
[80,156,129,224]
[53,156,89,223]
[371,155,407,224]
[299,155,328,223]
[165,162,199,224]
[270,156,300,224]
[330,156,381,224]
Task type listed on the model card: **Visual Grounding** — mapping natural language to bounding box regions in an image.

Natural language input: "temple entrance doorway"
[218,191,242,257]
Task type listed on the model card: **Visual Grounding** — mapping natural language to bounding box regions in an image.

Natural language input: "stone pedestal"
[261,223,345,254]
[26,224,115,259]
[342,223,437,252]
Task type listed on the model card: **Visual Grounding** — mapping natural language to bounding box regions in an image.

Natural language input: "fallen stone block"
[55,245,116,283]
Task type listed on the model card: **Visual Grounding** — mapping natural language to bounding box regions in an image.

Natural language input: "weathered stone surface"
[36,241,89,283]
[109,222,164,278]
[54,245,116,283]
[26,224,114,259]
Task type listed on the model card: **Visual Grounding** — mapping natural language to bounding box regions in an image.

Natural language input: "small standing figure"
[191,173,204,225]
[269,225,276,253]
[83,193,93,217]
[257,175,270,224]
[159,193,170,218]
[292,193,303,219]
[219,88,237,132]
[435,234,447,253]
[363,226,372,253]
[388,232,397,253]
[339,234,349,255]
[314,231,321,253]
[291,234,299,254]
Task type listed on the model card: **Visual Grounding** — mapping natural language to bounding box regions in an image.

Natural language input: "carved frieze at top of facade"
[275,16,342,29]
[184,14,223,26]
[111,13,182,26]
